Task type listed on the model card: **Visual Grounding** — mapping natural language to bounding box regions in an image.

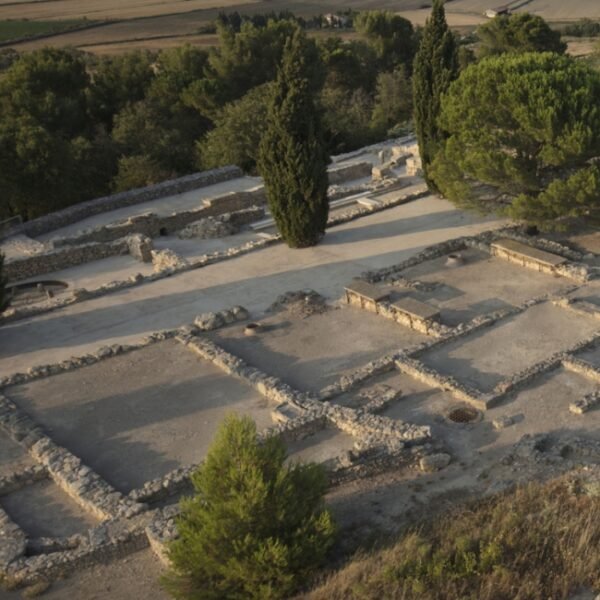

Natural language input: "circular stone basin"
[446,405,481,424]
[6,280,69,305]
[8,280,68,294]
[445,253,464,267]
[244,323,261,336]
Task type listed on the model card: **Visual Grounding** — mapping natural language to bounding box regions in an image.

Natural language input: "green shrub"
[162,415,336,599]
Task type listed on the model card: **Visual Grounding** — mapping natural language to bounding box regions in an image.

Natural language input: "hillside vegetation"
[307,474,600,600]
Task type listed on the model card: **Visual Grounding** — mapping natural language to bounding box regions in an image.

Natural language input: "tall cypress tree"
[413,0,459,190]
[258,29,329,248]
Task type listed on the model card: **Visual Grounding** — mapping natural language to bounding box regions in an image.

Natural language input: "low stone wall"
[363,237,469,283]
[0,394,144,521]
[262,414,329,444]
[562,354,600,383]
[377,300,449,337]
[178,206,264,240]
[4,238,129,282]
[5,166,243,240]
[0,186,428,328]
[181,335,312,410]
[0,235,281,326]
[0,328,180,389]
[570,390,600,414]
[0,506,25,569]
[554,297,600,321]
[363,228,595,289]
[0,319,434,583]
[180,334,431,451]
[328,161,373,185]
[395,356,491,410]
[0,464,47,496]
[319,353,400,399]
[51,188,267,247]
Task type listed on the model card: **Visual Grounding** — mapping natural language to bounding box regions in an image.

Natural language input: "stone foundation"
[4,239,129,282]
[327,161,373,185]
[177,206,264,240]
[50,188,267,247]
[6,166,243,240]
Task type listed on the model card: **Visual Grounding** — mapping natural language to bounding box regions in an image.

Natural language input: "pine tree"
[412,0,459,190]
[162,415,336,600]
[258,29,329,248]
[0,253,8,312]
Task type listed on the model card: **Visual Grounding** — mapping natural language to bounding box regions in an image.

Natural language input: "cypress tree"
[258,29,329,248]
[0,253,8,312]
[412,0,459,190]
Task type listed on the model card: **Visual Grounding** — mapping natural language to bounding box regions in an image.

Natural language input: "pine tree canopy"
[431,52,600,230]
[162,415,336,600]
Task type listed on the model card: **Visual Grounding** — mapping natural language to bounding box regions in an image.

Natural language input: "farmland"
[0,18,93,43]
[0,0,599,54]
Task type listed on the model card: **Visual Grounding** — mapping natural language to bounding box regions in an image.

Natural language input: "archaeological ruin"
[1,137,599,591]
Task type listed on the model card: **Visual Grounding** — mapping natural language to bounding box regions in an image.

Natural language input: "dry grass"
[306,474,600,600]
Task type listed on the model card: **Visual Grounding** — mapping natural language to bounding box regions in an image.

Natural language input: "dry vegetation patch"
[307,473,600,600]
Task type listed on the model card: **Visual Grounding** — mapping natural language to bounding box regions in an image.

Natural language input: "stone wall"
[51,188,267,247]
[328,161,373,185]
[377,301,449,337]
[0,187,429,327]
[50,160,379,248]
[4,166,243,240]
[178,206,265,240]
[4,239,130,282]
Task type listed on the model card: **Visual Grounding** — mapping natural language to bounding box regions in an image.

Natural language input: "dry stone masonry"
[2,235,600,584]
[3,144,600,587]
[3,166,244,240]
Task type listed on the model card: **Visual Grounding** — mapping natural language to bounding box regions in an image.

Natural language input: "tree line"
[414,4,600,231]
[1,8,584,226]
[0,12,420,222]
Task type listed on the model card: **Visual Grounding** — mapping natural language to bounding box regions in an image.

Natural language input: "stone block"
[570,391,600,415]
[493,415,515,430]
[391,297,440,323]
[490,238,567,272]
[127,234,153,263]
[406,156,423,177]
[419,453,451,472]
[372,163,394,180]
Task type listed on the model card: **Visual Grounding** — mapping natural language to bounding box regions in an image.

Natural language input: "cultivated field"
[2,0,599,55]
[0,0,260,21]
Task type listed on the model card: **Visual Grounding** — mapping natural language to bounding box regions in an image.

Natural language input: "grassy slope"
[306,474,600,600]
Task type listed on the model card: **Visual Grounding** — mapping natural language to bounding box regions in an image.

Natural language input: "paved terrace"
[0,193,505,376]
